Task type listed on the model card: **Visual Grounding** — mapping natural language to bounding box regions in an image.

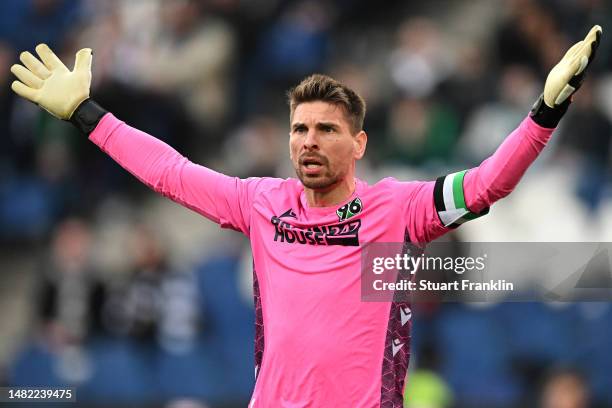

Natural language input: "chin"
[294,166,342,190]
[299,175,338,190]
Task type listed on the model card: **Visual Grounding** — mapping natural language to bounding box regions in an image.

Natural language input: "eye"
[322,125,335,133]
[293,125,307,134]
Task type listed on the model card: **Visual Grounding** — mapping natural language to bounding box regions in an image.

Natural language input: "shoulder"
[359,178,436,215]
[245,176,302,196]
[363,177,430,195]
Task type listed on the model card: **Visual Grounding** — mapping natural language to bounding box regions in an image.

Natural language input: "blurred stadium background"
[1,0,612,407]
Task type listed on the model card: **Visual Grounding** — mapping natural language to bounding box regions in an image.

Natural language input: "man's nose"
[303,130,319,150]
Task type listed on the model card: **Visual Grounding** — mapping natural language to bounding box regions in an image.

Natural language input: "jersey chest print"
[270,198,364,246]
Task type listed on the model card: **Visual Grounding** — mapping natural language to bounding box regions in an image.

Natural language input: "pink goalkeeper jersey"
[89,113,554,407]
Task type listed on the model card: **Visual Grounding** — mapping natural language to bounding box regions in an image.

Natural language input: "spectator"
[540,369,590,408]
[138,0,236,132]
[37,217,106,347]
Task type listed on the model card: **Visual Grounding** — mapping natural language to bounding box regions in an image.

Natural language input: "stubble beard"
[295,164,344,190]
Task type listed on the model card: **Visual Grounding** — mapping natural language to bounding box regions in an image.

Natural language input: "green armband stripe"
[434,170,488,228]
[452,170,467,210]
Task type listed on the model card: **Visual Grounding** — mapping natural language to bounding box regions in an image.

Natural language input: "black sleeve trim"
[69,98,108,135]
[529,93,570,129]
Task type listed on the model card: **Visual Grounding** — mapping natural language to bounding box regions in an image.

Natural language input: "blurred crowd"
[1,0,612,407]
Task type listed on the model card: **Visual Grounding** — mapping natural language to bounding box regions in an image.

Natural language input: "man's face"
[289,101,366,190]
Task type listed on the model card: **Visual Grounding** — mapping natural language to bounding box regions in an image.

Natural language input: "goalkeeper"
[10,26,601,407]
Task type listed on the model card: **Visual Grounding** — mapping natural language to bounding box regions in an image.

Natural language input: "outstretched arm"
[405,26,602,243]
[461,113,554,214]
[9,44,265,235]
[463,25,602,214]
[87,112,256,233]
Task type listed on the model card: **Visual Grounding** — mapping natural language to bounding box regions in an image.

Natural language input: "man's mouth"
[300,157,325,174]
[303,160,322,168]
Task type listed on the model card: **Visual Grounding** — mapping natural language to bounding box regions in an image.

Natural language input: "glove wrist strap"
[529,93,570,128]
[69,98,108,135]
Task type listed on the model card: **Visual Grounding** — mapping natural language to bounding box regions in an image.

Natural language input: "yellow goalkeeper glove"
[531,25,602,127]
[10,43,92,120]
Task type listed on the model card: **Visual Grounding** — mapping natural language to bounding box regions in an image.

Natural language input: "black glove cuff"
[69,98,108,135]
[529,93,571,129]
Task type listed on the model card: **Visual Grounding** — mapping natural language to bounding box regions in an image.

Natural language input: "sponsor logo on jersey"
[270,211,361,246]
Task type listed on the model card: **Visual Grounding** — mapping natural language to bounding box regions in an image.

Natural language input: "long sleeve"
[462,116,555,213]
[400,115,555,244]
[88,113,274,235]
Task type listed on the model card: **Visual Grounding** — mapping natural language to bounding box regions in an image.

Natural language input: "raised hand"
[544,25,602,108]
[10,43,92,120]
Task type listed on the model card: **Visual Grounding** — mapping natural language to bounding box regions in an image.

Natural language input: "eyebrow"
[291,121,341,131]
[317,122,339,130]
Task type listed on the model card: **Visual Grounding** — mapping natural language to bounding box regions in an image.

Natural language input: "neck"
[305,177,356,207]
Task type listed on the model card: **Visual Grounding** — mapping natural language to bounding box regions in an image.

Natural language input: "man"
[9,26,601,407]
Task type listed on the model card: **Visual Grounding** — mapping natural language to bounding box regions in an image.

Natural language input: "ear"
[353,130,367,160]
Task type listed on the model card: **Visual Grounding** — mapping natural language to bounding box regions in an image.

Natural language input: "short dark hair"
[287,74,366,134]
